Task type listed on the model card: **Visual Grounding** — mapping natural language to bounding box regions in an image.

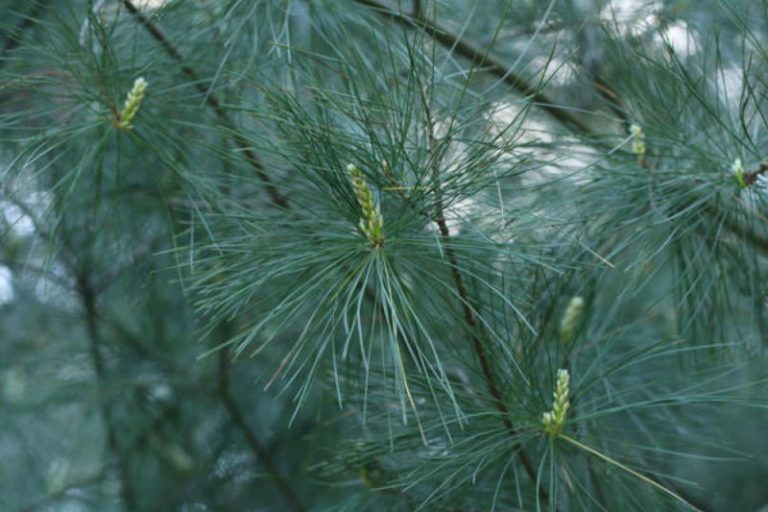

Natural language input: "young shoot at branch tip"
[542,369,570,437]
[347,163,384,247]
[115,77,148,130]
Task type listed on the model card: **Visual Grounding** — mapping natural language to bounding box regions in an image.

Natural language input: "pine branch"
[83,6,752,510]
[217,348,306,512]
[76,272,137,512]
[119,0,289,209]
[411,0,422,18]
[422,108,551,506]
[591,74,631,131]
[434,214,550,503]
[351,0,595,136]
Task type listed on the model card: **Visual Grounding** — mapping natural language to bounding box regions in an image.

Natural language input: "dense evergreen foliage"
[2,1,768,510]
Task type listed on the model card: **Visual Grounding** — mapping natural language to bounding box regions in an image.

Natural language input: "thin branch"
[411,0,421,18]
[120,0,289,209]
[76,272,137,512]
[742,161,768,187]
[591,74,630,131]
[91,235,163,293]
[422,103,550,505]
[352,0,595,136]
[217,348,306,512]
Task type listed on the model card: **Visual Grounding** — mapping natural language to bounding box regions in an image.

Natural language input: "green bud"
[732,158,747,189]
[542,369,570,437]
[560,295,585,344]
[348,163,384,247]
[116,77,148,130]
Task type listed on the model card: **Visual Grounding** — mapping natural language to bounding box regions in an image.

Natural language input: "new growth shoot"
[542,369,570,437]
[560,296,585,344]
[116,77,148,130]
[732,158,747,189]
[348,163,384,247]
[629,123,646,165]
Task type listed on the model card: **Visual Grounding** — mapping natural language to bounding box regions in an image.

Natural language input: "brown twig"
[420,105,549,504]
[76,272,137,512]
[217,348,306,512]
[120,0,289,209]
[352,0,595,136]
[742,161,768,187]
[433,187,549,505]
[411,0,422,18]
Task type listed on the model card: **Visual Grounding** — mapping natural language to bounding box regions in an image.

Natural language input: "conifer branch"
[351,0,595,136]
[361,0,762,282]
[590,71,631,132]
[432,192,550,505]
[411,0,422,18]
[76,272,137,512]
[423,112,551,506]
[739,161,768,188]
[217,348,306,512]
[114,7,750,510]
[120,0,289,208]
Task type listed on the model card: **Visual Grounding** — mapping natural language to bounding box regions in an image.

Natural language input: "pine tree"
[2,1,768,510]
